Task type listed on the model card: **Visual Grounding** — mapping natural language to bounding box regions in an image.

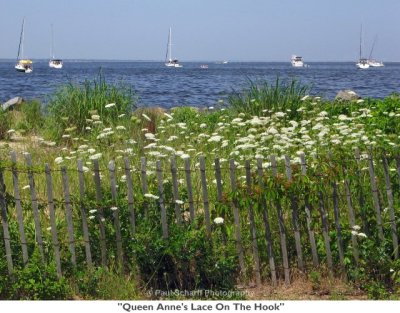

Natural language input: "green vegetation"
[1,77,400,300]
[46,73,136,141]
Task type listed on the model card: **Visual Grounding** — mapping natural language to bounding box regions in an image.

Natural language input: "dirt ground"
[243,276,367,300]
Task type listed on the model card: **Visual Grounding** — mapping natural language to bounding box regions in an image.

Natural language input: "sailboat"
[165,27,182,68]
[368,35,384,67]
[15,18,33,73]
[49,24,63,69]
[356,25,370,69]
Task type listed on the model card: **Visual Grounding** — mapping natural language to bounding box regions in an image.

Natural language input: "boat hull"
[49,60,63,69]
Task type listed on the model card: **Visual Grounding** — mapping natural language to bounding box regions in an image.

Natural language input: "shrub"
[0,110,11,140]
[228,77,310,116]
[46,72,136,140]
[132,222,239,298]
[0,250,71,300]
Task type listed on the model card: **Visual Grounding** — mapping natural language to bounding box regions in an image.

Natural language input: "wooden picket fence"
[0,148,399,287]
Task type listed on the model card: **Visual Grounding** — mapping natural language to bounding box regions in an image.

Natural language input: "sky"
[1,0,400,62]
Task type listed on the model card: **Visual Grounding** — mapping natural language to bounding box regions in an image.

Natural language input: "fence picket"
[332,181,345,269]
[381,154,399,259]
[156,160,168,239]
[24,153,45,261]
[170,156,182,225]
[284,155,304,272]
[44,164,62,278]
[77,159,93,267]
[199,156,211,236]
[10,152,29,265]
[184,158,195,221]
[123,158,136,236]
[299,154,319,267]
[256,158,277,286]
[270,155,290,284]
[108,160,124,268]
[245,160,261,287]
[344,178,359,263]
[229,159,246,276]
[367,151,385,241]
[354,148,370,236]
[92,159,107,267]
[61,166,77,266]
[140,157,149,219]
[214,158,223,202]
[318,191,333,272]
[0,167,13,274]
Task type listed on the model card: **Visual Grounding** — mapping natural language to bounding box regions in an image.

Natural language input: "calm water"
[1,61,400,108]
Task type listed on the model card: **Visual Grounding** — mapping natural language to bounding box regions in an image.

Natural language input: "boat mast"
[359,24,362,60]
[17,18,25,61]
[368,35,378,60]
[169,27,172,61]
[50,24,54,59]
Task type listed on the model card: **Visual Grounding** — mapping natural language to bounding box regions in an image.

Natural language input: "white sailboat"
[15,18,33,73]
[49,24,63,69]
[356,25,370,69]
[165,27,182,68]
[368,35,384,67]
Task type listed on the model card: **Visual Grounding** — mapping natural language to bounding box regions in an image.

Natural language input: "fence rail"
[0,148,399,286]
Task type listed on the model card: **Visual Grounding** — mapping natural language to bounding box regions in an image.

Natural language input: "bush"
[0,110,11,140]
[132,222,239,298]
[228,77,310,116]
[0,250,71,300]
[46,72,136,140]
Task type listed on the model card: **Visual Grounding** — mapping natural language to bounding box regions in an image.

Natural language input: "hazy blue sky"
[1,0,400,61]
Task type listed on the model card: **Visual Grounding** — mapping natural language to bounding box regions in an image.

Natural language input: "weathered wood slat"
[354,149,370,236]
[140,157,149,219]
[381,154,399,259]
[229,159,246,276]
[10,152,29,265]
[0,168,14,274]
[108,160,124,268]
[256,158,277,286]
[299,154,319,267]
[61,166,77,266]
[318,191,333,272]
[156,160,168,239]
[332,181,345,269]
[367,151,385,241]
[184,158,195,221]
[92,159,107,267]
[44,164,62,278]
[170,156,182,225]
[284,155,304,272]
[24,153,45,260]
[214,158,223,202]
[245,160,261,287]
[123,158,136,236]
[344,178,359,263]
[77,159,92,267]
[199,156,211,236]
[270,155,290,284]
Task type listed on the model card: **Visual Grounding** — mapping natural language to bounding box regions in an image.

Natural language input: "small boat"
[49,24,63,69]
[291,55,304,67]
[356,25,370,69]
[165,27,182,68]
[15,18,33,73]
[368,59,384,67]
[200,64,208,69]
[356,58,370,69]
[367,35,384,67]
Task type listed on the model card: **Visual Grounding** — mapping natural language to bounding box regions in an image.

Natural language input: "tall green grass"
[46,73,136,140]
[228,77,310,116]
